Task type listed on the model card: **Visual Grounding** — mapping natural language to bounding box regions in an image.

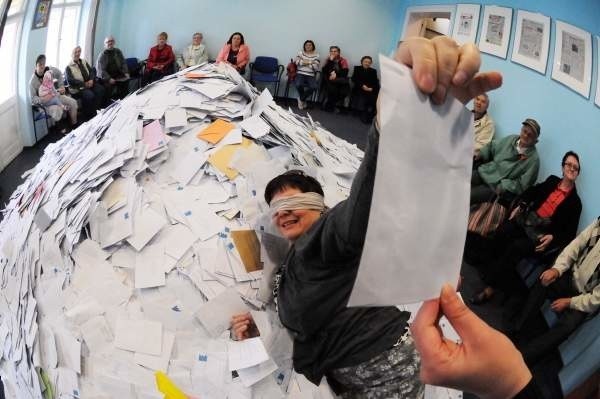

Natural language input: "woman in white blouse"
[178,32,208,70]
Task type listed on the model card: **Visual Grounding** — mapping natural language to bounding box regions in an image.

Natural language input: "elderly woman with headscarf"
[65,45,106,120]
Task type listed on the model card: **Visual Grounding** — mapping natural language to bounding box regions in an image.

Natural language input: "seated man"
[321,45,350,112]
[472,93,495,151]
[471,118,540,205]
[29,54,78,130]
[96,35,130,100]
[512,218,600,366]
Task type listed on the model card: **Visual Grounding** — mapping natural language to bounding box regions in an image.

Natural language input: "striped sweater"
[295,51,320,76]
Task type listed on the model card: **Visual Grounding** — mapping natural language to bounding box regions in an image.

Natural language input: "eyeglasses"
[563,162,580,171]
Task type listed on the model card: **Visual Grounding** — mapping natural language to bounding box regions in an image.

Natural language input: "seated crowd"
[30,31,387,132]
[464,98,597,371]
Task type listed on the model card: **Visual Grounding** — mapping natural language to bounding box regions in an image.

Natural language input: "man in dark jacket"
[351,56,380,123]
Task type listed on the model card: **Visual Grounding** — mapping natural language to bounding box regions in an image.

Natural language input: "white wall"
[94,0,401,86]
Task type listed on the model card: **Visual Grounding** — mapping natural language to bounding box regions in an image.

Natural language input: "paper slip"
[197,119,235,144]
[160,224,197,260]
[348,55,473,306]
[134,330,175,371]
[126,206,167,251]
[227,337,270,371]
[237,358,278,387]
[170,145,209,186]
[208,137,253,180]
[135,244,167,289]
[164,108,188,129]
[250,88,273,116]
[230,230,262,272]
[194,287,249,337]
[143,120,168,152]
[239,115,270,139]
[219,128,243,146]
[114,319,163,355]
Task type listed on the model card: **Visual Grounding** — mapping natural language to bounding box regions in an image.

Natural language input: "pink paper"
[143,120,167,152]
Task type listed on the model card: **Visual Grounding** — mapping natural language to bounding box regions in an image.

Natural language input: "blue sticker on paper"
[198,354,208,362]
[184,210,192,216]
[124,212,129,219]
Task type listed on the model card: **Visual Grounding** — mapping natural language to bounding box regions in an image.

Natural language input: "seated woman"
[30,54,78,129]
[144,31,175,85]
[230,37,502,397]
[178,32,208,70]
[216,32,250,74]
[65,45,106,120]
[351,56,380,123]
[470,151,582,304]
[39,70,66,109]
[294,40,320,109]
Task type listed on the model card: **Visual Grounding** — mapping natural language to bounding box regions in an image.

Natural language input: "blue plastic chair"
[249,56,284,97]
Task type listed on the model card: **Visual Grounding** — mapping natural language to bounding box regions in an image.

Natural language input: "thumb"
[439,284,486,343]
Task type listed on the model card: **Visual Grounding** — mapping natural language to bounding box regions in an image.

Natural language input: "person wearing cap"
[472,93,495,150]
[96,35,130,100]
[471,118,540,204]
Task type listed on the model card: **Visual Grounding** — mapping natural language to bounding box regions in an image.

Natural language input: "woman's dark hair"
[303,40,315,52]
[227,32,245,45]
[36,54,46,65]
[264,170,324,205]
[360,55,373,63]
[562,151,581,172]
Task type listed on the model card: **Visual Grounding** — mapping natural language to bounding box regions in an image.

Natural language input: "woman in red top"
[216,32,250,75]
[144,31,175,85]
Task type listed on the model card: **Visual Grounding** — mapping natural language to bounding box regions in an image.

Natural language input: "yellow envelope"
[197,119,235,144]
[207,137,253,180]
[231,230,263,272]
[184,72,207,79]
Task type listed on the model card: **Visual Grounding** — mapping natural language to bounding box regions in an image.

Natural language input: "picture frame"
[511,10,550,74]
[452,4,481,45]
[478,5,513,59]
[595,36,600,107]
[32,0,52,30]
[551,20,592,98]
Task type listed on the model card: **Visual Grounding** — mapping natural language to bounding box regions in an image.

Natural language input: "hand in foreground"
[411,284,531,399]
[535,234,553,252]
[551,297,571,313]
[231,312,259,340]
[395,36,502,105]
[540,268,559,286]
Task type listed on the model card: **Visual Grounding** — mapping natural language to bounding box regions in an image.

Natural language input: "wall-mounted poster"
[551,21,592,98]
[511,10,550,74]
[478,5,512,59]
[595,36,600,107]
[452,4,480,45]
[32,0,52,30]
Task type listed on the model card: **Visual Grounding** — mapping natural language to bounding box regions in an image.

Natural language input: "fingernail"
[420,73,435,92]
[453,70,467,86]
[432,85,446,104]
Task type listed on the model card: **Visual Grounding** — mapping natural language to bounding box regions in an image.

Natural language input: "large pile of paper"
[0,63,366,399]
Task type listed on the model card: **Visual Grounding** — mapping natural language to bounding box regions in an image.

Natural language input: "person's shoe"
[469,286,495,305]
[297,98,304,110]
[301,100,308,109]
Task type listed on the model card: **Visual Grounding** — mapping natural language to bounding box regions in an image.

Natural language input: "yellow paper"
[231,230,263,272]
[207,137,253,180]
[197,119,235,144]
[155,371,187,399]
[184,72,207,79]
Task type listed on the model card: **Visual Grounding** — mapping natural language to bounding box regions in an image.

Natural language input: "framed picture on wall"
[32,0,52,30]
[511,10,550,74]
[595,36,600,107]
[478,5,512,59]
[452,4,480,45]
[551,21,592,98]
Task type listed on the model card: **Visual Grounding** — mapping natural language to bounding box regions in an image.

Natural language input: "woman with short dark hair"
[144,31,175,85]
[351,55,380,123]
[294,40,320,109]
